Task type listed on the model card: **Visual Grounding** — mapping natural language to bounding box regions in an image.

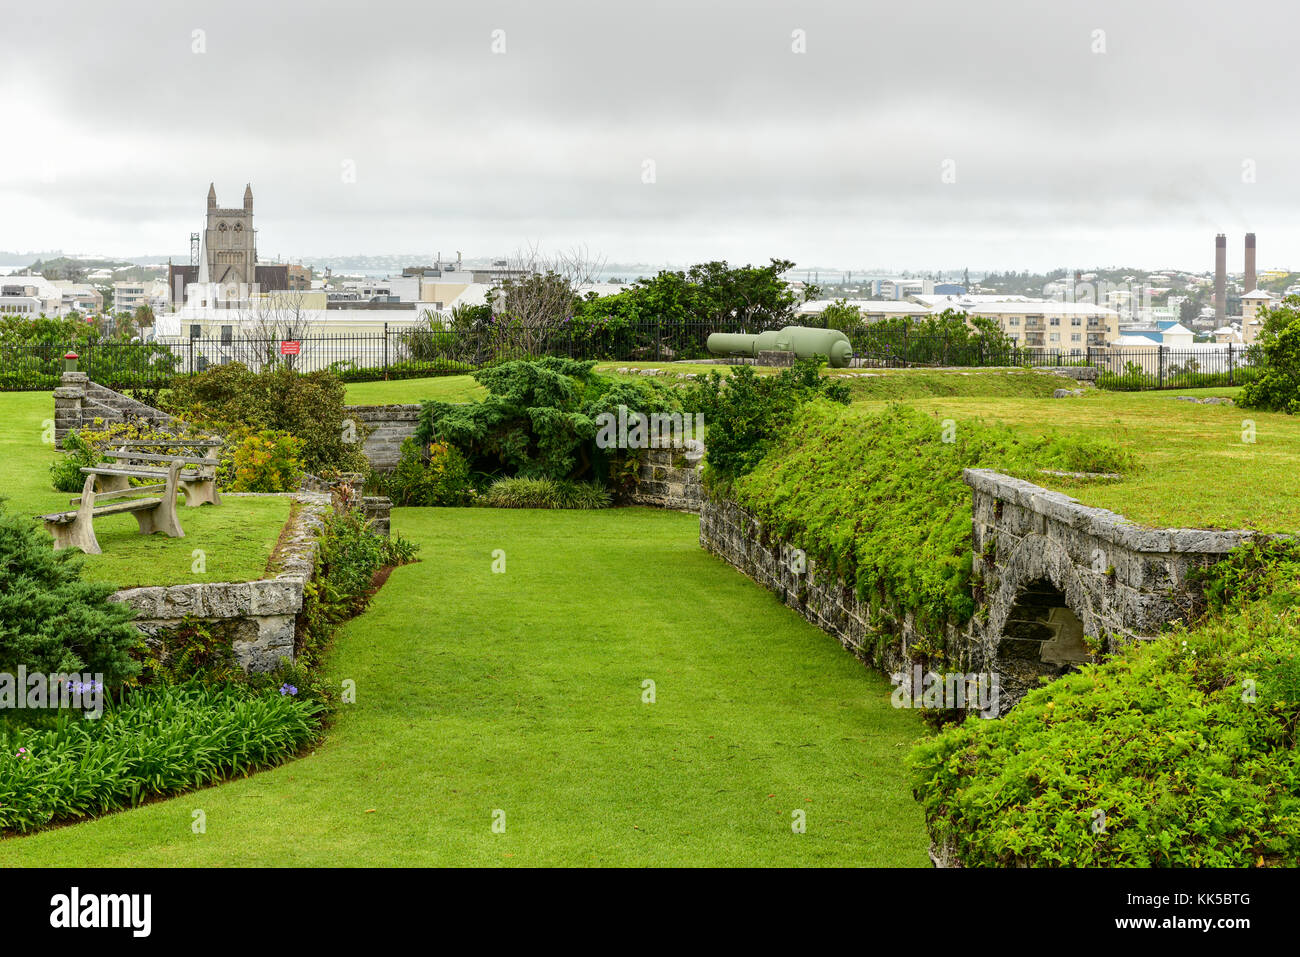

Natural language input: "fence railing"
[0,320,1254,393]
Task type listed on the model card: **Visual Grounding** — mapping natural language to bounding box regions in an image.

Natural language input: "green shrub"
[682,358,850,483]
[383,438,474,506]
[0,502,141,688]
[49,431,103,492]
[415,356,677,482]
[165,363,369,475]
[1240,298,1300,413]
[0,682,323,834]
[910,539,1300,866]
[229,429,304,492]
[480,477,612,509]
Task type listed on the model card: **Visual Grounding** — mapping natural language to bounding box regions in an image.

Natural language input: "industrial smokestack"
[1244,233,1256,293]
[1215,234,1227,324]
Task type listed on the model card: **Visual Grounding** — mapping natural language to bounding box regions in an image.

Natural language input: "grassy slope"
[0,392,288,586]
[861,388,1300,531]
[0,507,929,866]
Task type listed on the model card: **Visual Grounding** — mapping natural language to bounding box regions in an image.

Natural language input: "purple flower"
[280,683,298,696]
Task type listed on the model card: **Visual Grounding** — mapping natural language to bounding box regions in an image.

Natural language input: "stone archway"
[982,533,1101,707]
[1000,578,1091,667]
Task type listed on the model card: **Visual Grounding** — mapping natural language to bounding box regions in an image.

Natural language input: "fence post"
[1158,345,1165,389]
[383,322,389,378]
[1228,342,1234,386]
[187,337,193,375]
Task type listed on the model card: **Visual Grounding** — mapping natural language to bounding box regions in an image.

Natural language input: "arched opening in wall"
[998,578,1091,673]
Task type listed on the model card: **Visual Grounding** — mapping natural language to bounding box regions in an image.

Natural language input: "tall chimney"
[1244,233,1256,294]
[1215,233,1226,324]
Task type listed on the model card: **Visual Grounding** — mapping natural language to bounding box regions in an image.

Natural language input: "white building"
[0,275,62,316]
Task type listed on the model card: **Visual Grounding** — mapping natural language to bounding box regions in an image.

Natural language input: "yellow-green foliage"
[229,430,304,493]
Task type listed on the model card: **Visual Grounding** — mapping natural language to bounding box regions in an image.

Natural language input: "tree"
[493,244,605,354]
[821,299,863,333]
[1240,297,1300,414]
[237,291,316,369]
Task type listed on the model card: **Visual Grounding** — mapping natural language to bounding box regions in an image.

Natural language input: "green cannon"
[706,326,854,368]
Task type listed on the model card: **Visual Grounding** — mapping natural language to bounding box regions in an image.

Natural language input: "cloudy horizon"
[3,0,1297,274]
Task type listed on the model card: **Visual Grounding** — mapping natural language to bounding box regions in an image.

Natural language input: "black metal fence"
[0,320,1255,393]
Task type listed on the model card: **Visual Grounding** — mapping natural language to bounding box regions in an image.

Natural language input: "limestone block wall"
[345,403,421,471]
[630,446,704,511]
[110,490,329,673]
[698,495,965,676]
[964,468,1255,704]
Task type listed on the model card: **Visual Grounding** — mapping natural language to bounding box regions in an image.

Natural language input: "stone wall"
[344,403,420,471]
[964,467,1255,706]
[700,472,1258,716]
[698,496,964,676]
[629,446,704,511]
[54,372,173,442]
[110,490,329,673]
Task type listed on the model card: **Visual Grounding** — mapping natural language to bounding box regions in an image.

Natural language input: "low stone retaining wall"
[345,403,420,471]
[698,496,963,675]
[629,446,704,511]
[110,489,329,672]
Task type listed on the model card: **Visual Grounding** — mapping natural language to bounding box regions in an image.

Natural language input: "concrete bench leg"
[49,474,102,554]
[45,517,102,554]
[179,478,220,507]
[152,462,185,538]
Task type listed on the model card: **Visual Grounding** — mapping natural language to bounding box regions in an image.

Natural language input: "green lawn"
[344,375,485,405]
[0,392,289,586]
[0,507,930,866]
[865,388,1300,531]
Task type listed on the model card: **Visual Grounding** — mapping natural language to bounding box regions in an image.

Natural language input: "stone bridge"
[964,469,1256,706]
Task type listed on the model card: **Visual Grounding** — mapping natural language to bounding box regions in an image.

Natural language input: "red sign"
[280,341,301,356]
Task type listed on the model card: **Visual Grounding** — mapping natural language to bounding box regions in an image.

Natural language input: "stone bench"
[40,461,185,554]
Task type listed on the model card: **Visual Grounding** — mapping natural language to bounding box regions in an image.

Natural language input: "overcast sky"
[2,0,1297,273]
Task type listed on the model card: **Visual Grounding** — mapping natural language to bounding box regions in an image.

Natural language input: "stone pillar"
[53,371,88,444]
[362,496,392,537]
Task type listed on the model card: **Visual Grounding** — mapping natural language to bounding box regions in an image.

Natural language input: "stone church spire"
[207,182,217,208]
[244,183,253,211]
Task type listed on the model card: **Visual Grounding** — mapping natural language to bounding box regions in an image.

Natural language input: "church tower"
[203,183,258,298]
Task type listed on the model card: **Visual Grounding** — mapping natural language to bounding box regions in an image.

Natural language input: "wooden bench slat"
[113,439,223,448]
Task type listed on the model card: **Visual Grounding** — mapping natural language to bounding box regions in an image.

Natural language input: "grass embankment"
[0,392,288,586]
[0,507,929,866]
[344,375,485,405]
[887,388,1299,531]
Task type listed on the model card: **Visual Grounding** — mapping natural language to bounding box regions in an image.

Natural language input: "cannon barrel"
[706,325,854,368]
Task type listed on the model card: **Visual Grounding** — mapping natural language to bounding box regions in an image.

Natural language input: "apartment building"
[951,300,1121,349]
[0,275,62,316]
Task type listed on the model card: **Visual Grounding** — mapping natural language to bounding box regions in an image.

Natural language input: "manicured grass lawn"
[0,507,930,866]
[344,375,485,405]
[867,387,1300,531]
[0,392,289,586]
